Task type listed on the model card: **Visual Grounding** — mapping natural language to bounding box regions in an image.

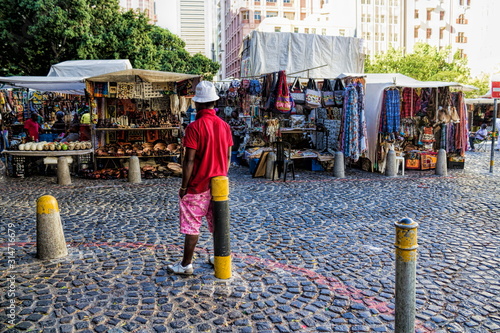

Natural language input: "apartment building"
[179,0,215,56]
[120,0,157,24]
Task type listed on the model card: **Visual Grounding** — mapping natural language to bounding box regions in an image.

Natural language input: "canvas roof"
[86,69,200,83]
[47,59,132,77]
[0,76,85,95]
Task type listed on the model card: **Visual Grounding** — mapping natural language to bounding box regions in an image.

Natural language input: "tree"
[0,0,219,78]
[364,43,488,97]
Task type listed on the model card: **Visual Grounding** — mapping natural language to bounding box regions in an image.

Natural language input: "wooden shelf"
[95,127,180,131]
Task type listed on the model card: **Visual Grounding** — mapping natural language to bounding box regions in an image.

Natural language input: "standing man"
[24,113,41,141]
[168,81,233,275]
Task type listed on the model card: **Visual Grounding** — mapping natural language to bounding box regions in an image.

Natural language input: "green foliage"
[0,0,219,78]
[364,43,488,98]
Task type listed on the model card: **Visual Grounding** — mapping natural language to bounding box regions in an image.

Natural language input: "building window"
[426,28,432,38]
[415,10,419,19]
[267,0,277,2]
[394,15,398,24]
[381,15,385,23]
[305,28,309,33]
[459,0,463,5]
[275,26,281,32]
[322,28,326,35]
[283,0,291,3]
[458,49,467,58]
[242,11,249,20]
[284,12,295,20]
[367,14,371,22]
[427,10,432,21]
[254,11,261,20]
[375,32,379,41]
[457,14,467,24]
[312,28,316,34]
[339,29,345,36]
[393,0,398,5]
[439,28,444,39]
[393,33,398,41]
[366,32,371,40]
[267,11,278,17]
[380,32,385,41]
[294,27,299,33]
[361,14,366,22]
[414,27,419,38]
[456,32,467,43]
[440,11,445,20]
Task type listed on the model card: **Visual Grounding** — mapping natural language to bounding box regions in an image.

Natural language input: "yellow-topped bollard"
[37,195,68,260]
[210,176,231,279]
[394,217,419,333]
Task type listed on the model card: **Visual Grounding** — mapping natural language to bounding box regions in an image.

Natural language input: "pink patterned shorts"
[179,189,213,235]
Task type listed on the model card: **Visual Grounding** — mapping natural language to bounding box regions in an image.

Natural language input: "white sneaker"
[209,256,215,266]
[167,262,193,275]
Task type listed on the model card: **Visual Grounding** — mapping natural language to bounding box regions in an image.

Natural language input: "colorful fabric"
[356,83,368,155]
[401,88,421,118]
[179,189,213,235]
[24,118,40,141]
[342,84,360,161]
[183,109,233,194]
[382,89,401,133]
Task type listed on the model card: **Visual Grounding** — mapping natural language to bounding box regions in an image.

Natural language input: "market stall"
[338,73,472,172]
[84,69,200,179]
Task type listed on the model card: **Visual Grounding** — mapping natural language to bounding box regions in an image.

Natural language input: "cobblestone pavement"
[1,150,499,333]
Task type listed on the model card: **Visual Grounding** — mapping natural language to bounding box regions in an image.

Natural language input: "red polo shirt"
[183,109,233,194]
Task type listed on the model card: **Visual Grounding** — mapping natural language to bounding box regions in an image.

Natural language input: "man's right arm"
[180,147,196,198]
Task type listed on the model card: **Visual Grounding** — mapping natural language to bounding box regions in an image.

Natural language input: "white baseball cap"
[192,81,220,103]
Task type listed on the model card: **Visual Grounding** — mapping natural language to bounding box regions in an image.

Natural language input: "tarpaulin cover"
[241,31,365,78]
[47,59,132,77]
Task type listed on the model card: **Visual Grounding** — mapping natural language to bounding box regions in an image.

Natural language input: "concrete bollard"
[435,149,447,176]
[211,176,231,279]
[57,157,71,185]
[394,217,419,333]
[128,156,141,183]
[37,195,68,260]
[333,151,345,178]
[385,149,397,177]
[265,152,278,180]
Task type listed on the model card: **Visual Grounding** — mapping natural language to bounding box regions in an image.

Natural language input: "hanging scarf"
[382,89,400,133]
[342,84,360,161]
[356,82,368,154]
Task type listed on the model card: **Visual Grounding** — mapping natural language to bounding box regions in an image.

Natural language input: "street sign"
[492,74,500,98]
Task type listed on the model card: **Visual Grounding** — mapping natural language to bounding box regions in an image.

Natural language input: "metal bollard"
[37,195,68,260]
[394,217,419,333]
[210,176,232,279]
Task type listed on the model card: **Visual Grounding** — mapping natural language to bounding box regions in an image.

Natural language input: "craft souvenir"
[290,77,305,104]
[305,79,321,109]
[333,79,345,107]
[321,79,335,107]
[275,71,293,113]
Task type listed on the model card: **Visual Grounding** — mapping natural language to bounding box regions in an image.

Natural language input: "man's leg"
[181,234,199,267]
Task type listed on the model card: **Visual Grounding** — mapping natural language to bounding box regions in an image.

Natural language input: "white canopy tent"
[47,59,132,77]
[0,76,85,95]
[0,60,134,95]
[337,73,475,165]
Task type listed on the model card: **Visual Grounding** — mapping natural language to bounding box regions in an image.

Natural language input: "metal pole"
[211,176,231,279]
[489,99,498,173]
[394,217,419,333]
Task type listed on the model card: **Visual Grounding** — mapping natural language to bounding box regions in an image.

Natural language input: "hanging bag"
[290,77,305,104]
[333,79,345,107]
[305,78,321,109]
[321,79,335,107]
[275,71,293,113]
